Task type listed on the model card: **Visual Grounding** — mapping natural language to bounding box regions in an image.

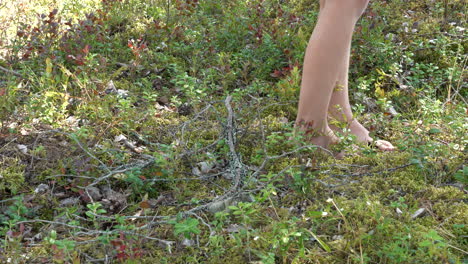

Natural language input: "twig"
[223,95,248,192]
[0,65,23,78]
[327,163,413,178]
[0,137,17,151]
[86,156,155,187]
[0,197,20,203]
[68,133,112,174]
[16,219,174,250]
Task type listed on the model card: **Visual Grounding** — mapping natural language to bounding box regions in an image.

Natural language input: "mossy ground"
[0,0,466,263]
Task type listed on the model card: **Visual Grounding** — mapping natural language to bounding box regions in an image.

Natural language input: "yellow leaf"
[46,57,52,76]
[375,82,385,99]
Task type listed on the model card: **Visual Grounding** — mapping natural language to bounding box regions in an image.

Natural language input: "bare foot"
[308,126,340,149]
[294,121,340,150]
[347,119,396,151]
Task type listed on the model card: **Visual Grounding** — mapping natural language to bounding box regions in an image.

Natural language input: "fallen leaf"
[140,200,151,209]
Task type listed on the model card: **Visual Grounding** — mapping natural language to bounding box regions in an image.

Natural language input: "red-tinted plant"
[15,7,109,69]
[175,0,199,15]
[110,232,145,261]
[127,38,147,66]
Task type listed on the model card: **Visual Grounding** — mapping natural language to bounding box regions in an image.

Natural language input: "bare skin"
[295,0,395,151]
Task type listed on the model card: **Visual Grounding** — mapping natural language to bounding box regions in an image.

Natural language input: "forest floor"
[0,0,467,263]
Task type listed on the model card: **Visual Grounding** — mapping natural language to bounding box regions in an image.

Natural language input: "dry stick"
[223,95,247,192]
[184,96,361,213]
[86,157,155,188]
[0,137,17,151]
[17,219,174,249]
[68,132,112,174]
[327,163,413,178]
[0,65,23,78]
[180,96,251,214]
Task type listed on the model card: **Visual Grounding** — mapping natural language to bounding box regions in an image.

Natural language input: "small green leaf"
[306,230,331,253]
[306,211,324,218]
[419,240,432,247]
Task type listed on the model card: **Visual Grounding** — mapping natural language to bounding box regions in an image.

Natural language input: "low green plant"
[0,196,29,237]
[171,216,201,240]
[86,202,107,228]
[454,165,467,185]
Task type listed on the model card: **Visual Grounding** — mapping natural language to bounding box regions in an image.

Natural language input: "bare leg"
[295,0,369,148]
[327,4,396,151]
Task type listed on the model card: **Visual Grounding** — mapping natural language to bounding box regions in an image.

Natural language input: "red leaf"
[49,9,58,18]
[110,239,123,247]
[116,252,128,260]
[270,69,283,78]
[82,44,90,54]
[0,88,6,96]
[119,244,127,251]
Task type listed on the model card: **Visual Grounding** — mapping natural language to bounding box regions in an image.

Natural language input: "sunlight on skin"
[295,0,395,152]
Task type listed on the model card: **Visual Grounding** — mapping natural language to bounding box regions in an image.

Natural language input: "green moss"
[0,157,26,194]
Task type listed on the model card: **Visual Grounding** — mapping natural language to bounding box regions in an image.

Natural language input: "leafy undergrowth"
[0,0,466,263]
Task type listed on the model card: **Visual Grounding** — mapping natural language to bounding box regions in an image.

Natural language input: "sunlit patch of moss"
[0,157,26,194]
[423,186,466,201]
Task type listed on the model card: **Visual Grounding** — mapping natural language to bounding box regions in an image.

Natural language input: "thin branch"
[0,65,23,78]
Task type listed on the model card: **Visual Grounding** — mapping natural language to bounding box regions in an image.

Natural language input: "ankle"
[295,119,329,135]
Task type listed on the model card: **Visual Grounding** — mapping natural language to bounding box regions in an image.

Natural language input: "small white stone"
[332,235,343,240]
[322,212,328,217]
[411,208,426,219]
[34,184,50,194]
[17,144,28,154]
[181,238,195,247]
[114,134,127,142]
[8,122,18,129]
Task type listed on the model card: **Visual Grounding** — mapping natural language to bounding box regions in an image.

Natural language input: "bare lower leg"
[327,11,395,150]
[295,0,366,148]
[327,36,373,143]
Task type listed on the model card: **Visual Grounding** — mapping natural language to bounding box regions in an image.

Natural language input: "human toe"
[374,140,396,151]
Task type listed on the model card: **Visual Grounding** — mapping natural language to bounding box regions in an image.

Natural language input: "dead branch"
[0,65,23,78]
[223,95,248,191]
[17,219,174,250]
